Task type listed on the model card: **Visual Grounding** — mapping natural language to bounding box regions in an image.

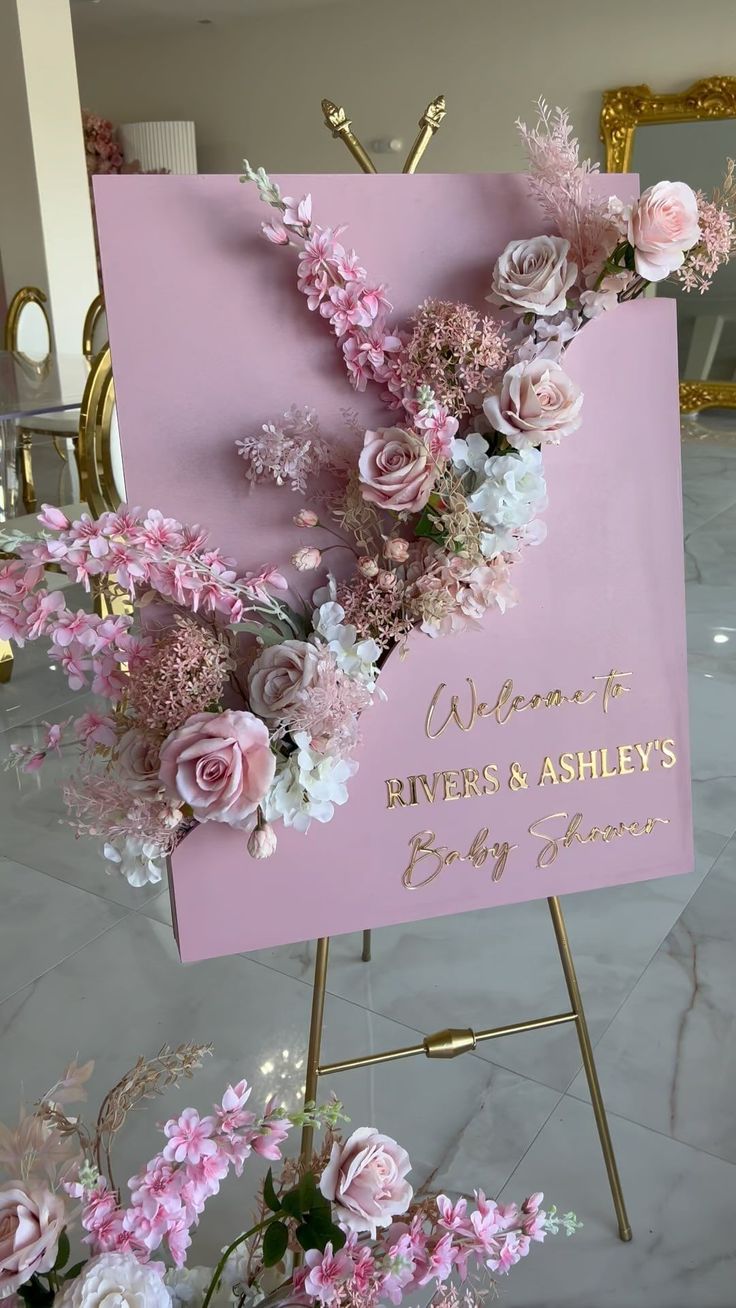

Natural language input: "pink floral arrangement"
[2,102,734,887]
[0,1047,579,1308]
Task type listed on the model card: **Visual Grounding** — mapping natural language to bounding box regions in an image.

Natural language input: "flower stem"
[201,1217,273,1308]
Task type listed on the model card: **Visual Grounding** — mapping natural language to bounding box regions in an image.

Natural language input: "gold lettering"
[617,744,634,775]
[462,767,481,799]
[529,810,669,870]
[559,752,577,782]
[416,773,442,803]
[386,778,406,810]
[482,763,500,794]
[599,747,618,779]
[538,755,560,786]
[593,669,633,713]
[442,770,462,801]
[576,749,600,780]
[635,740,654,772]
[402,832,446,889]
[660,739,677,769]
[425,679,477,740]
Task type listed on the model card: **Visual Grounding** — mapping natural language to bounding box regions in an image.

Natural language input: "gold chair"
[77,345,124,517]
[3,288,107,512]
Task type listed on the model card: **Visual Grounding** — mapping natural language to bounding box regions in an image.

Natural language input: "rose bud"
[248,820,278,859]
[384,537,409,563]
[377,569,397,590]
[357,556,379,578]
[291,546,322,571]
[293,508,319,528]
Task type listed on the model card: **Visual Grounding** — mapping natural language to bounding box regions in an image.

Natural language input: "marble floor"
[1,436,736,1306]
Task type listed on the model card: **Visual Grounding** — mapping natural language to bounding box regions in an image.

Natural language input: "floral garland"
[0,1046,579,1308]
[2,103,734,887]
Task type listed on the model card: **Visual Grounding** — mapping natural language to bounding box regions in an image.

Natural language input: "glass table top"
[0,351,88,421]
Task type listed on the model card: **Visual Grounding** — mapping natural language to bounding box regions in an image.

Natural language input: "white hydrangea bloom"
[462,447,548,559]
[57,1253,170,1308]
[103,836,164,887]
[312,598,381,690]
[264,734,358,832]
[165,1266,214,1308]
[451,432,489,476]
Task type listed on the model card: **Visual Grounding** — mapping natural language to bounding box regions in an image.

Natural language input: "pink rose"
[116,727,162,795]
[358,427,436,514]
[483,358,583,450]
[247,640,320,721]
[0,1184,65,1297]
[489,235,578,316]
[159,709,275,826]
[627,181,700,281]
[319,1127,413,1236]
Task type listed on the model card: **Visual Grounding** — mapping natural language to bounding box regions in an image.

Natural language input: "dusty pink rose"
[489,235,577,316]
[0,1184,65,1297]
[116,727,162,795]
[384,537,410,563]
[159,709,275,826]
[627,181,700,281]
[291,547,322,572]
[319,1127,413,1236]
[247,640,320,721]
[358,427,436,513]
[483,358,582,450]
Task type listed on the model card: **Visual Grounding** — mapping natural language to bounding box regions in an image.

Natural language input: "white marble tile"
[496,1096,736,1307]
[568,836,736,1163]
[242,826,724,1094]
[688,671,736,838]
[685,498,736,589]
[681,443,736,535]
[0,857,128,1003]
[0,910,560,1265]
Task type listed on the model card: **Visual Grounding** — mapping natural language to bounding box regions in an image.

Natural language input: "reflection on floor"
[1,438,735,1306]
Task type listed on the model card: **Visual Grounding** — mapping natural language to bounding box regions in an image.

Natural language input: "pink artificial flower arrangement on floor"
[0,1047,579,1308]
[2,101,734,887]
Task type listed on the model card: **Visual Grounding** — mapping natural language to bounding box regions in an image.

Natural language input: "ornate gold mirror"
[601,77,736,418]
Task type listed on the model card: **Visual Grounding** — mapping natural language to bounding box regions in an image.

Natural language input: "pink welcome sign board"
[95,172,693,962]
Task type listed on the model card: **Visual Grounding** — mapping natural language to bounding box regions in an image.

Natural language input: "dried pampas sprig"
[94,1041,213,1186]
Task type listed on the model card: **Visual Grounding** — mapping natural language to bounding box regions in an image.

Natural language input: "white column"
[0,0,98,354]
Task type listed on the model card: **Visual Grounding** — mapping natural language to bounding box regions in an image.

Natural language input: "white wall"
[0,0,99,352]
[73,0,736,175]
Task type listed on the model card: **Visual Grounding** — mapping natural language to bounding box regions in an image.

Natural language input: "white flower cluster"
[103,835,164,887]
[311,585,382,690]
[264,732,359,832]
[452,436,548,558]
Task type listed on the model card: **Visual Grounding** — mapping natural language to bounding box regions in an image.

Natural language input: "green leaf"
[54,1230,71,1271]
[229,622,282,646]
[296,1172,320,1212]
[64,1262,86,1281]
[295,1209,346,1253]
[262,1220,289,1268]
[279,1188,304,1220]
[263,1167,281,1213]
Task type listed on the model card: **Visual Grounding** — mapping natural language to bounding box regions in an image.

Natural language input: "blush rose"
[319,1127,413,1236]
[247,640,320,721]
[358,427,436,513]
[159,709,275,826]
[483,358,583,450]
[489,234,578,316]
[627,180,700,281]
[0,1184,65,1297]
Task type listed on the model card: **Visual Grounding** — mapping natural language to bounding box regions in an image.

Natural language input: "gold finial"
[402,94,447,174]
[321,98,377,174]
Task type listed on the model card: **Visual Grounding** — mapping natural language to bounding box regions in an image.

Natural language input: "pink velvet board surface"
[94,172,693,962]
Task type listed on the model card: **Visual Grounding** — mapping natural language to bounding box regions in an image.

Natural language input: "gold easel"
[298,99,632,1244]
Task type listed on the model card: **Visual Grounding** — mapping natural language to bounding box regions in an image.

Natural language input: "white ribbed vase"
[119,121,197,174]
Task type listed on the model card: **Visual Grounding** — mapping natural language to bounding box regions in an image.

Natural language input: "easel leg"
[300,937,330,1164]
[361,929,372,962]
[548,896,632,1242]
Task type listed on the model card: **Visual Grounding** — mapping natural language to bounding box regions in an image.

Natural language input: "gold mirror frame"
[600,76,736,414]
